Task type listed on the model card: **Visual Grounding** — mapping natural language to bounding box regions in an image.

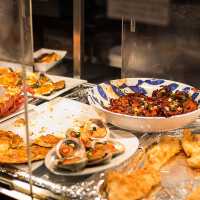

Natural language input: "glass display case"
[0,0,33,65]
[117,0,200,87]
[0,1,89,199]
[1,1,200,200]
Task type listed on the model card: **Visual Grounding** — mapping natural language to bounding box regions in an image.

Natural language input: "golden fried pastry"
[0,72,21,87]
[0,130,23,151]
[187,155,200,169]
[186,186,200,200]
[144,136,181,170]
[33,134,61,148]
[0,67,12,74]
[0,138,10,152]
[0,145,49,164]
[10,133,24,148]
[31,145,50,161]
[14,118,26,127]
[105,167,160,200]
[182,129,200,168]
[0,130,50,164]
[182,129,200,156]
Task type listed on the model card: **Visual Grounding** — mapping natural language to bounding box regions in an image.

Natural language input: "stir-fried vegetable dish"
[107,86,198,117]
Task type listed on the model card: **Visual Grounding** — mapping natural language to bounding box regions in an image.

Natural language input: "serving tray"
[0,84,200,200]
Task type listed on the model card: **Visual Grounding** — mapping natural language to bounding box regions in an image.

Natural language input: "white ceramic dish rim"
[88,77,200,120]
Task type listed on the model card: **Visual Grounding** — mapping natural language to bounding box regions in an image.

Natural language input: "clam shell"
[66,128,81,139]
[87,118,110,139]
[56,156,87,172]
[66,119,110,150]
[55,138,87,171]
[66,119,109,140]
[86,141,112,166]
[87,152,112,166]
[56,138,85,159]
[106,140,125,157]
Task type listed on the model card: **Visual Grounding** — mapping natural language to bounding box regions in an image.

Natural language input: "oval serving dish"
[88,78,200,132]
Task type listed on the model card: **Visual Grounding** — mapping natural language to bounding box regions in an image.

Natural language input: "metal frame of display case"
[73,0,84,79]
[0,0,33,65]
[121,17,136,78]
[0,0,34,199]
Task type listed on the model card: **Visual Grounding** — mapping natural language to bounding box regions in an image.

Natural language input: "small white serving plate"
[45,130,139,176]
[0,98,106,144]
[28,73,87,100]
[34,48,67,72]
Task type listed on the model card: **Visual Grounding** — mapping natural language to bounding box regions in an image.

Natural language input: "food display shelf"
[0,82,101,200]
[0,82,199,200]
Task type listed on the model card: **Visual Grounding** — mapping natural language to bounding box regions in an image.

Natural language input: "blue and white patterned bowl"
[88,78,200,133]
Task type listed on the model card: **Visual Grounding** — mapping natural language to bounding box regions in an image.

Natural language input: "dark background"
[32,0,200,84]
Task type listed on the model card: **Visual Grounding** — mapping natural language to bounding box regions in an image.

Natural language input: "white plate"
[34,48,66,72]
[28,74,87,100]
[0,98,105,171]
[0,98,105,143]
[45,130,139,176]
